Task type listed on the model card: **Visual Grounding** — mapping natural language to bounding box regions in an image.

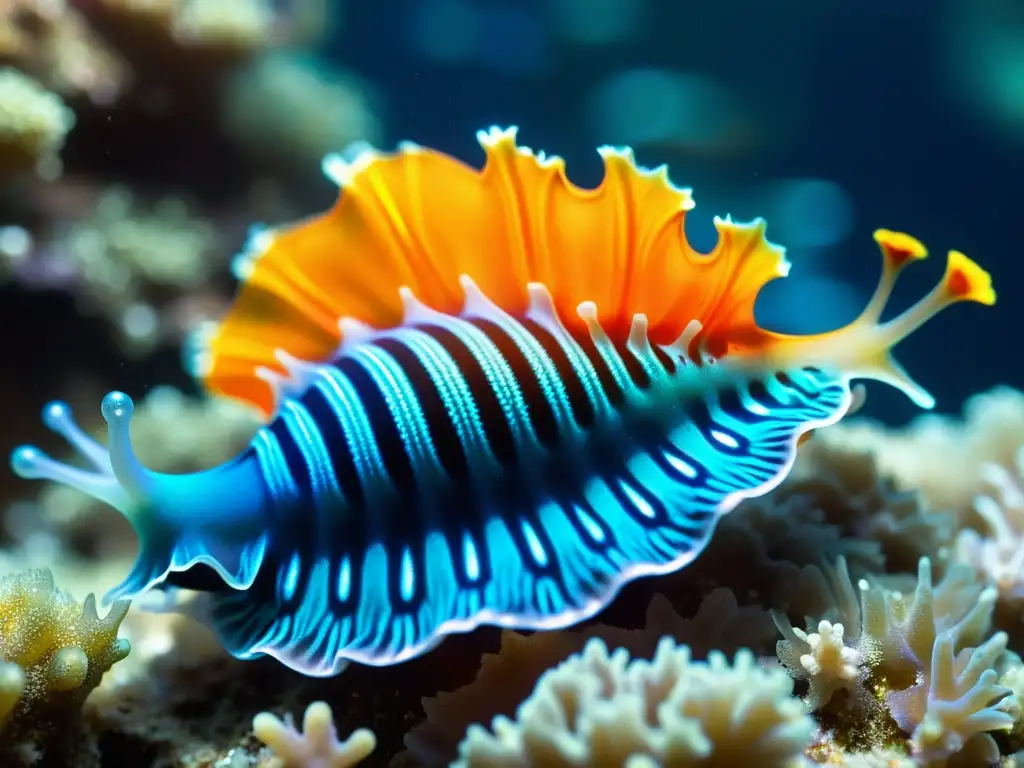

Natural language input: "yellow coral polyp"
[0,569,131,762]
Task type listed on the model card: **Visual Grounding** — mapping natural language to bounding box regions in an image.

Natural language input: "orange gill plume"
[186,126,995,418]
[188,127,794,416]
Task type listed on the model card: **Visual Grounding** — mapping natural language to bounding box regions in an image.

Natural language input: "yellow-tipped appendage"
[759,229,996,409]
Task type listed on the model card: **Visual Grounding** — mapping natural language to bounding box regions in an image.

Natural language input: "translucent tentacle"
[758,230,996,409]
[10,395,149,514]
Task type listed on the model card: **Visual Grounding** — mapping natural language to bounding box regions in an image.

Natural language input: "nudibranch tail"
[757,229,995,409]
[11,392,270,607]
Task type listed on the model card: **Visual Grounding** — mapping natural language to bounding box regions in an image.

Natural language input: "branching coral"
[454,636,815,767]
[253,701,376,768]
[893,630,1013,764]
[0,568,130,766]
[403,589,776,766]
[773,555,1015,763]
[0,0,129,103]
[57,185,223,354]
[955,444,1024,607]
[773,557,881,712]
[0,66,75,178]
[819,386,1024,518]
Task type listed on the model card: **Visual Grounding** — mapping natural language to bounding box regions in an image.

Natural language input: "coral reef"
[0,67,75,178]
[0,568,130,766]
[819,387,1024,520]
[773,555,1018,764]
[455,636,815,768]
[0,3,1020,766]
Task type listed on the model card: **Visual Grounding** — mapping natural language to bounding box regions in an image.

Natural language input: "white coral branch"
[253,701,375,768]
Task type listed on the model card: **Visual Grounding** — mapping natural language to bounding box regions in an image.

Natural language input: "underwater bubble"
[766,179,854,249]
[122,303,159,343]
[551,0,645,45]
[408,0,480,65]
[587,69,739,150]
[0,225,31,262]
[946,0,1024,138]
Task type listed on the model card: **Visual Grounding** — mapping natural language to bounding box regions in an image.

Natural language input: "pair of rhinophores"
[11,127,996,677]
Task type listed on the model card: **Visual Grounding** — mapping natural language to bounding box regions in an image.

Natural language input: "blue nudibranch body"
[11,127,995,676]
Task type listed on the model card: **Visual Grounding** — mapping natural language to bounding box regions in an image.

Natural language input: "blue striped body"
[199,287,848,675]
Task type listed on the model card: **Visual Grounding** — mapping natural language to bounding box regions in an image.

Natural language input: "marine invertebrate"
[0,0,128,103]
[774,555,1016,761]
[791,441,956,574]
[818,386,1024,517]
[404,629,604,767]
[171,0,278,52]
[58,186,222,354]
[455,636,815,767]
[10,127,996,677]
[404,588,774,766]
[26,386,257,560]
[253,701,376,768]
[0,568,130,766]
[955,444,1024,606]
[0,66,75,177]
[892,630,1014,764]
[94,0,281,57]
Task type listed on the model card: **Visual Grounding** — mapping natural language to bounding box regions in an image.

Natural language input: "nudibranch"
[11,127,995,676]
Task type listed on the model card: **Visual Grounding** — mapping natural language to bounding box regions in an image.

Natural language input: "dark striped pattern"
[225,304,849,673]
[250,311,670,605]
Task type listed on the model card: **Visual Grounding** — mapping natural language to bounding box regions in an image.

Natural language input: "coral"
[171,0,278,53]
[404,629,600,767]
[996,653,1024,754]
[402,589,776,766]
[96,0,280,56]
[955,445,1024,607]
[454,636,815,767]
[642,587,778,660]
[253,701,376,768]
[58,186,223,354]
[0,66,75,178]
[0,568,130,766]
[773,554,1019,763]
[773,557,882,712]
[787,440,956,574]
[892,631,1014,764]
[0,0,128,103]
[820,386,1024,519]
